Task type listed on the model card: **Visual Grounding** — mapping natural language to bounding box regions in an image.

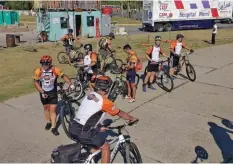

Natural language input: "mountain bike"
[57,82,78,139]
[108,66,140,102]
[175,51,196,82]
[51,119,142,163]
[57,45,84,64]
[144,59,174,92]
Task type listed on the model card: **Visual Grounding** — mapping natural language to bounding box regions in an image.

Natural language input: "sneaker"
[143,85,146,92]
[148,85,156,90]
[45,122,52,130]
[129,99,135,103]
[125,95,131,99]
[51,128,59,136]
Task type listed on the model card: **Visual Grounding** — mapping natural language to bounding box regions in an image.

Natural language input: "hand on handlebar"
[190,49,194,53]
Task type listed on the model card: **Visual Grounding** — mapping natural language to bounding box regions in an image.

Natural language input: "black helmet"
[94,75,112,91]
[68,29,73,33]
[84,44,92,51]
[155,36,162,41]
[176,34,184,40]
[108,32,115,39]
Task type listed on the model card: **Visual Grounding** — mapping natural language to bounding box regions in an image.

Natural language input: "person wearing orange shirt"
[69,75,138,164]
[143,36,168,92]
[82,44,98,91]
[33,55,74,136]
[170,34,194,76]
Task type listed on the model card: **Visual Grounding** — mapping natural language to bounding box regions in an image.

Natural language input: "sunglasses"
[41,62,51,66]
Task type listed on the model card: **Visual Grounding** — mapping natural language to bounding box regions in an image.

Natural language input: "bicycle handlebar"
[108,119,139,134]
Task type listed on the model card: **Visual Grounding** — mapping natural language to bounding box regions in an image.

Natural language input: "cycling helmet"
[176,34,184,40]
[94,75,112,91]
[108,32,115,39]
[84,44,92,51]
[68,29,73,33]
[40,55,52,65]
[155,36,162,41]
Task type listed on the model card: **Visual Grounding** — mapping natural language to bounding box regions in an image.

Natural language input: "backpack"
[135,56,143,72]
[51,143,82,163]
[98,37,108,49]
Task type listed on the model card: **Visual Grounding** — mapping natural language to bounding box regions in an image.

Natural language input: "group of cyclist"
[33,29,194,163]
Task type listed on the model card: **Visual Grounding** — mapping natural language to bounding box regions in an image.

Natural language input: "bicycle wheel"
[57,52,68,64]
[108,80,120,102]
[160,71,174,92]
[125,142,143,163]
[135,74,140,88]
[186,64,196,82]
[110,59,123,74]
[60,103,75,139]
[70,78,84,100]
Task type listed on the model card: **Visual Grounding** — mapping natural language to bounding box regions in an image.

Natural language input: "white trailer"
[142,0,233,31]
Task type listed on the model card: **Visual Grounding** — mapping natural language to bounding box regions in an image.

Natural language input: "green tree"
[4,1,33,10]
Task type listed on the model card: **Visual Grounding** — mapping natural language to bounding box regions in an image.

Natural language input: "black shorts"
[147,61,159,72]
[69,120,106,148]
[86,73,96,83]
[170,54,180,67]
[40,90,58,105]
[65,45,73,54]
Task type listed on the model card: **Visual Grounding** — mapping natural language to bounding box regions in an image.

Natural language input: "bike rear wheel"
[57,52,68,64]
[125,142,143,163]
[186,64,196,82]
[110,59,123,74]
[60,103,75,139]
[160,71,174,92]
[70,78,84,100]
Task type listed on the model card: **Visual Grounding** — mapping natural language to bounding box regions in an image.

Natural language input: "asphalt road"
[125,23,233,35]
[0,43,233,162]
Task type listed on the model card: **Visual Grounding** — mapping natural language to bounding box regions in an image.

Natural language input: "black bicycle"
[108,66,140,102]
[144,59,174,92]
[57,82,78,139]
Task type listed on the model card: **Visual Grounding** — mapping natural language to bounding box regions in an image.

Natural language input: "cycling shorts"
[40,90,58,105]
[69,120,107,148]
[170,54,180,67]
[126,70,136,83]
[147,61,159,72]
[65,45,73,55]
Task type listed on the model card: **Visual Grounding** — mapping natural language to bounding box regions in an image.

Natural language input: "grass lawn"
[20,15,36,22]
[1,29,233,101]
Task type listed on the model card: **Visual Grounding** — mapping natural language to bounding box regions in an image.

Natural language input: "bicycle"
[56,82,79,139]
[108,66,140,102]
[57,45,84,64]
[100,51,123,74]
[144,58,174,92]
[51,120,142,163]
[175,51,196,82]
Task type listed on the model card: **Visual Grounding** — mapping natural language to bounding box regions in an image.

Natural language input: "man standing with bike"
[170,34,194,77]
[123,44,138,103]
[34,55,74,136]
[143,36,168,92]
[69,75,138,164]
[99,32,115,73]
[60,29,83,65]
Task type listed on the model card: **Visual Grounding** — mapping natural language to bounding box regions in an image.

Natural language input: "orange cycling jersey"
[34,67,64,92]
[170,40,186,55]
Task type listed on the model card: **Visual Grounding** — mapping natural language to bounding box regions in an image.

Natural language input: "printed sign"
[199,11,210,17]
[160,3,168,11]
[159,12,173,18]
[179,11,197,19]
[52,18,59,24]
[218,1,231,10]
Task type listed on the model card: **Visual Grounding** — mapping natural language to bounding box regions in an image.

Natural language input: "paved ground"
[0,43,233,162]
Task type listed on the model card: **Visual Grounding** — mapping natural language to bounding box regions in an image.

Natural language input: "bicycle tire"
[125,142,143,163]
[135,74,140,88]
[160,72,174,92]
[60,103,74,139]
[70,78,84,100]
[186,64,196,82]
[110,59,123,74]
[57,51,68,64]
[108,80,120,102]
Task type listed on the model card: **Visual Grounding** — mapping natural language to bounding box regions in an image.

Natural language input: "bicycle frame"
[179,52,192,68]
[84,134,128,164]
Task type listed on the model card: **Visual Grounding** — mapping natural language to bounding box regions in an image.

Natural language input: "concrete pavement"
[0,43,233,162]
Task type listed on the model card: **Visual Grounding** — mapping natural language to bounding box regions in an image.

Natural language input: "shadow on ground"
[191,146,208,163]
[208,121,233,162]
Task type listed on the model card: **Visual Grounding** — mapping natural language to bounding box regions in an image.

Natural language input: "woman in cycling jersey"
[33,55,74,136]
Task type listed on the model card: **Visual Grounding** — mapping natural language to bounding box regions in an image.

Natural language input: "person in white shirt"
[212,22,217,44]
[143,36,168,92]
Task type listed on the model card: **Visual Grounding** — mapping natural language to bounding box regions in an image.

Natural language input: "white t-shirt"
[212,24,217,34]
